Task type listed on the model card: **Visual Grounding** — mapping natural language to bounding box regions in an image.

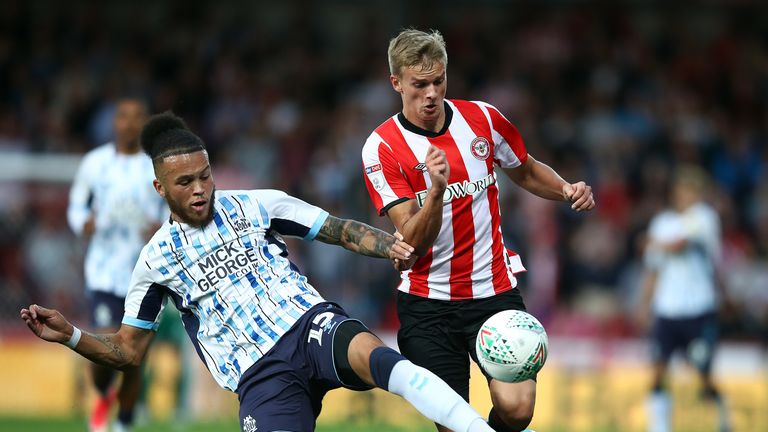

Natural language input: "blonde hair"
[388,29,447,76]
[673,164,709,194]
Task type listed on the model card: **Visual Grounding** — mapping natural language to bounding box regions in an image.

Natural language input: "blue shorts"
[87,290,125,329]
[236,302,368,432]
[651,312,718,373]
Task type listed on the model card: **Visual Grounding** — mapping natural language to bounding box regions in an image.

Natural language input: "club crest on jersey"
[242,415,258,432]
[172,250,185,262]
[233,217,252,232]
[470,136,491,160]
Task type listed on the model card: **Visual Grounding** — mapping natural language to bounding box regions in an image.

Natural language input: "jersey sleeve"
[67,152,96,236]
[255,190,329,241]
[361,134,415,215]
[479,103,529,169]
[122,249,167,331]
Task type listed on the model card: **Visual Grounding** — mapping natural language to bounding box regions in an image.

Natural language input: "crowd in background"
[0,0,766,340]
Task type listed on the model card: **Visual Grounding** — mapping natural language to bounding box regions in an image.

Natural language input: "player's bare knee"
[348,332,383,364]
[334,321,384,387]
[493,389,535,427]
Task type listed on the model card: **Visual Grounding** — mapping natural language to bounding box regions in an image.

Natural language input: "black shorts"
[397,288,527,401]
[651,312,718,374]
[87,291,126,329]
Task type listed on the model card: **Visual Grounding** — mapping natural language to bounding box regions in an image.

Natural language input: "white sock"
[648,391,671,432]
[468,418,495,432]
[387,360,493,432]
[715,395,731,432]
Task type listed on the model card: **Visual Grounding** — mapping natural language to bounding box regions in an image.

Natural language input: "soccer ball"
[475,310,548,383]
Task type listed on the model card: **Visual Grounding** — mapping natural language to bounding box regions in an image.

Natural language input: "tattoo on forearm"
[316,216,345,245]
[346,220,394,258]
[91,333,127,365]
[317,216,394,258]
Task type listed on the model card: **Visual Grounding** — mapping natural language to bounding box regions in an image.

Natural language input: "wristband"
[65,326,82,349]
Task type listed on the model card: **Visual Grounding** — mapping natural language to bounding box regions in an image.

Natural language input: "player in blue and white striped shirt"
[22,112,497,432]
[66,97,163,432]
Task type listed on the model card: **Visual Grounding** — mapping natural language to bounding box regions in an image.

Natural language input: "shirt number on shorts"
[307,312,336,346]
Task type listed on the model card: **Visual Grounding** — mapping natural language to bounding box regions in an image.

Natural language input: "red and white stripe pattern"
[362,99,527,300]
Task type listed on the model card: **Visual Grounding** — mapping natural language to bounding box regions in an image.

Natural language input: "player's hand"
[562,181,595,212]
[425,145,449,192]
[20,304,75,344]
[391,231,418,271]
[634,303,652,333]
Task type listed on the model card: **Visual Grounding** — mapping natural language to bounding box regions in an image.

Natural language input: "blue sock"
[368,346,406,391]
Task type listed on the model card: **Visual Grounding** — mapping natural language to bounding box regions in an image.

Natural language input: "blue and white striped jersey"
[67,143,166,297]
[123,189,330,391]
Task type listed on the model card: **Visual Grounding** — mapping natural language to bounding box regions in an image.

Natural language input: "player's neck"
[115,141,141,155]
[674,199,698,213]
[407,112,445,133]
[399,102,452,137]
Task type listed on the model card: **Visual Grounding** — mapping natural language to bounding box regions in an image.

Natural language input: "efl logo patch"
[470,136,491,160]
[369,172,385,191]
[365,164,382,174]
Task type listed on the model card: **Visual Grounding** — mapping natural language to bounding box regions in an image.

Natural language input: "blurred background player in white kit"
[67,97,165,432]
[637,165,732,432]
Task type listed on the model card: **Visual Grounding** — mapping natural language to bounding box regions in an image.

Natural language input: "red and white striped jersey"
[362,99,527,301]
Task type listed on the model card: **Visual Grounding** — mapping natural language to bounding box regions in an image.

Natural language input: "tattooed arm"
[20,304,154,370]
[75,326,153,369]
[315,215,415,263]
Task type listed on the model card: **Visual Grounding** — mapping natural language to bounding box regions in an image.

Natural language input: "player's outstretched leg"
[345,330,494,432]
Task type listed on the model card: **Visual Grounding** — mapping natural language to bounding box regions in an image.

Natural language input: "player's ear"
[390,74,403,94]
[153,179,166,198]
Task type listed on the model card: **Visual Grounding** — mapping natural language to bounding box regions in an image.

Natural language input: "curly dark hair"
[140,111,206,161]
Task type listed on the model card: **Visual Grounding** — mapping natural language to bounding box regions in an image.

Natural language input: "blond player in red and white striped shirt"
[362,29,595,432]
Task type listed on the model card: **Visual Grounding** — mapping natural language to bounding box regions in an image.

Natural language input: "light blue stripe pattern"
[122,316,159,330]
[305,211,329,240]
[123,190,327,392]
